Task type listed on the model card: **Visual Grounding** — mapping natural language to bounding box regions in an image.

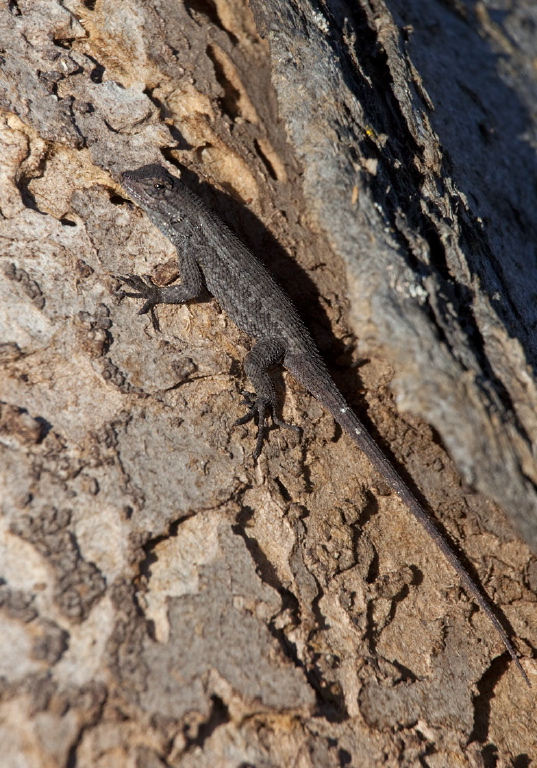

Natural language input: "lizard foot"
[117,274,161,315]
[234,390,301,459]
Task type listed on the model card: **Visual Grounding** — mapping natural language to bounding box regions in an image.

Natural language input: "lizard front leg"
[118,245,204,314]
[235,337,301,458]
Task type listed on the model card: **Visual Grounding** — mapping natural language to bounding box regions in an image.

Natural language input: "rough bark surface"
[0,0,536,766]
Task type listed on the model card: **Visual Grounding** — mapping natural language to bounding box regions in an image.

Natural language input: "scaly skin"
[118,163,528,685]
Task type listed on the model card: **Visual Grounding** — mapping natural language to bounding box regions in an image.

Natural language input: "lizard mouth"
[120,173,142,200]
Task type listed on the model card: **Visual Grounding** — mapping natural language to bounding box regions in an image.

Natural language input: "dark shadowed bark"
[0,0,536,765]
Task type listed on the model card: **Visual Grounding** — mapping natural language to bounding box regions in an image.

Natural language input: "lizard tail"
[292,358,530,686]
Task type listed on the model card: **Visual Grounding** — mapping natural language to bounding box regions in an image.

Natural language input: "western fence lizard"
[118,163,529,685]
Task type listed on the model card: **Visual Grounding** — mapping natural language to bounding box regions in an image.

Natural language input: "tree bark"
[0,0,536,765]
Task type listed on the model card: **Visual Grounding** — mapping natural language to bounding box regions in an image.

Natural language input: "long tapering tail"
[291,357,529,685]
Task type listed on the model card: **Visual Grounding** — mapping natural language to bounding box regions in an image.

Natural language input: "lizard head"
[121,164,177,203]
[120,164,205,240]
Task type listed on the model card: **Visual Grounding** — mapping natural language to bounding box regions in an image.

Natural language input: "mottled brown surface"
[0,0,536,765]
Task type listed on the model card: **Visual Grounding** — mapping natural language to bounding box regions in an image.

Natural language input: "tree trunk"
[1,0,536,765]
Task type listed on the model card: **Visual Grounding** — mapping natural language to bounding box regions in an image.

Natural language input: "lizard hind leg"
[234,390,301,459]
[234,338,301,458]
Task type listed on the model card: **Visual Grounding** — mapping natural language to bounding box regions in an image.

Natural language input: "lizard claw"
[234,390,262,426]
[234,390,301,459]
[117,274,161,314]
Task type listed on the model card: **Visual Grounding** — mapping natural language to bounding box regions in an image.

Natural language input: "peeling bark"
[1,0,536,765]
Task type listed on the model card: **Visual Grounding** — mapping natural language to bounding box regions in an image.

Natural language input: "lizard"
[117,162,529,686]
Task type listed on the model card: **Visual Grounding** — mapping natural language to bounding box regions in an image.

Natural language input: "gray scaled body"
[118,163,528,685]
